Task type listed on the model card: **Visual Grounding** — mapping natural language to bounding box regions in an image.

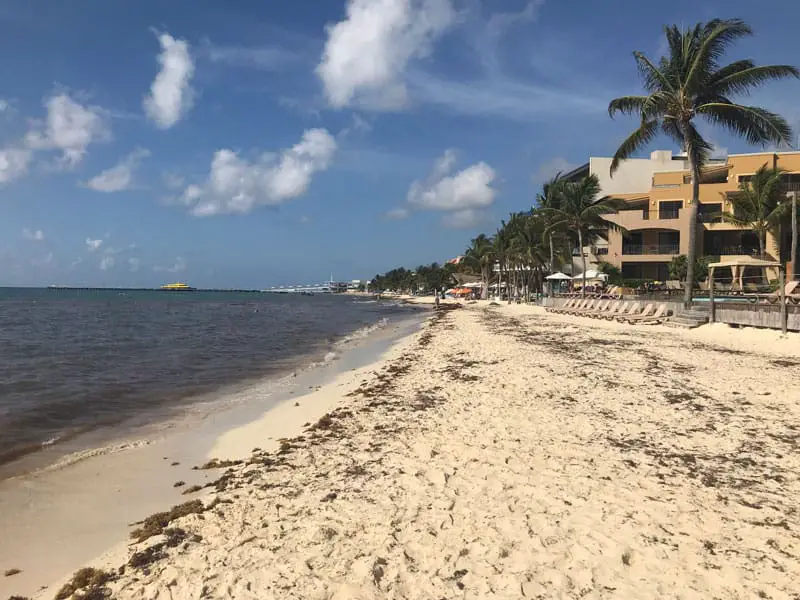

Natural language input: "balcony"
[623,244,680,256]
[605,207,684,231]
[658,207,680,220]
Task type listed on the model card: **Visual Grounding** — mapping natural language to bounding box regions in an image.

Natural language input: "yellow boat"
[160,282,196,291]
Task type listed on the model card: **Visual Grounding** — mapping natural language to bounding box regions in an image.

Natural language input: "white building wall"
[589,151,688,196]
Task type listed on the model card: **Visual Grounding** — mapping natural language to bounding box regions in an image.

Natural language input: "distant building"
[561,149,800,280]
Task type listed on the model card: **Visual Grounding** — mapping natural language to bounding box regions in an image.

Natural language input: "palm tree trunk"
[683,152,701,306]
[578,228,586,298]
[792,192,798,281]
[549,232,555,272]
[759,232,766,259]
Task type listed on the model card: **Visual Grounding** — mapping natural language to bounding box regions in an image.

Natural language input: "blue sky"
[1,0,799,288]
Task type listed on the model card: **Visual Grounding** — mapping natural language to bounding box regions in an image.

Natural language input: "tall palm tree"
[536,174,566,273]
[608,19,798,304]
[464,233,495,300]
[720,164,789,258]
[542,175,627,296]
[792,191,798,281]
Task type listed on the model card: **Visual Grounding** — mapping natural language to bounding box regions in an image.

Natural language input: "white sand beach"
[7,303,800,599]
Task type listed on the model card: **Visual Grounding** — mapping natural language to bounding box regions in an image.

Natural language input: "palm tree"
[542,175,627,296]
[792,191,798,281]
[536,174,566,273]
[719,164,789,258]
[608,19,798,304]
[464,234,495,300]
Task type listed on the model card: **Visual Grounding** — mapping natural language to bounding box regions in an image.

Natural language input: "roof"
[708,257,781,268]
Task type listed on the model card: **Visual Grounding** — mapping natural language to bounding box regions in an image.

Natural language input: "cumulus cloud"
[162,172,185,190]
[100,255,115,270]
[86,148,150,192]
[317,0,455,109]
[179,128,337,217]
[0,147,33,183]
[26,94,111,168]
[532,157,579,184]
[407,149,497,212]
[22,228,45,241]
[441,208,489,229]
[154,257,186,273]
[128,257,141,272]
[86,238,103,252]
[385,207,409,220]
[144,33,195,129]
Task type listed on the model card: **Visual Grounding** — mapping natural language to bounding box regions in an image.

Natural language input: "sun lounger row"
[545,299,672,324]
[557,286,622,299]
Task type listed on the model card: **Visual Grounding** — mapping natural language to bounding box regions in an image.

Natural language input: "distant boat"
[160,282,196,291]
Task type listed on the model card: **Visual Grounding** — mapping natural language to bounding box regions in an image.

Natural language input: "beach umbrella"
[545,272,572,280]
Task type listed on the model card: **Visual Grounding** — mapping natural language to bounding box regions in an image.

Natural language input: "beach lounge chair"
[578,300,612,317]
[571,299,606,317]
[603,302,636,320]
[766,281,800,305]
[595,301,625,319]
[617,303,655,323]
[558,299,590,314]
[563,299,595,315]
[550,299,578,314]
[546,299,573,313]
[588,300,620,318]
[629,304,673,325]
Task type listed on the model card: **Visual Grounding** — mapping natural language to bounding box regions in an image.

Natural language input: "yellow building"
[570,150,800,281]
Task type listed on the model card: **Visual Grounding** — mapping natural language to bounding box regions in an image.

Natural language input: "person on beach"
[435,289,440,309]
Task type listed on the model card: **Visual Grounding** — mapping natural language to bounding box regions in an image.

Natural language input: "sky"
[1,0,799,288]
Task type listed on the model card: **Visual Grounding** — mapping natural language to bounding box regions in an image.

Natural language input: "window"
[698,203,722,223]
[658,200,683,219]
[683,174,692,184]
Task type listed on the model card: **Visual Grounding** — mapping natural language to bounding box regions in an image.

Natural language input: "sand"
[12,303,800,599]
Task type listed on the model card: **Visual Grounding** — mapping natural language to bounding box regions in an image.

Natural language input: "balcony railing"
[698,213,723,223]
[658,208,681,219]
[704,246,761,256]
[623,244,680,256]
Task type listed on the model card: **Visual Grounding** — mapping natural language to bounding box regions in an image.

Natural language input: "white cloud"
[533,157,579,184]
[154,257,186,273]
[25,93,111,167]
[486,0,543,37]
[86,148,150,192]
[22,228,45,241]
[163,172,185,190]
[86,238,103,252]
[128,257,141,272]
[407,149,497,212]
[0,99,8,112]
[180,128,337,216]
[441,208,489,229]
[205,42,299,70]
[317,0,455,109]
[0,147,32,183]
[385,207,409,220]
[100,255,115,270]
[144,33,195,129]
[70,257,84,268]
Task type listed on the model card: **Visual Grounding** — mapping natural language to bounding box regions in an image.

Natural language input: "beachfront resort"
[2,10,800,600]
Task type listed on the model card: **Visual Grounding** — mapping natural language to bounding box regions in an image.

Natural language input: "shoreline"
[6,303,800,598]
[0,312,426,599]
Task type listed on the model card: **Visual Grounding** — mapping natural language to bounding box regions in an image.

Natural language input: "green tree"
[720,164,790,258]
[535,174,567,273]
[608,19,797,304]
[668,254,713,283]
[464,234,496,300]
[542,175,627,296]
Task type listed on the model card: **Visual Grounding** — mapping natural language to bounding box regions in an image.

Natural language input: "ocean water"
[0,288,419,468]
